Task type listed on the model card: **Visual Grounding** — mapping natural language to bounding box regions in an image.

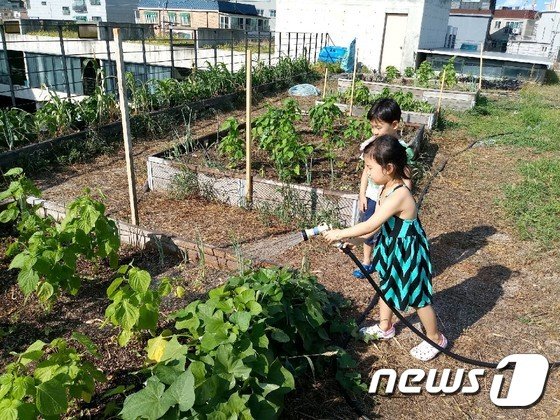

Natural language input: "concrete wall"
[448,14,491,49]
[276,0,449,72]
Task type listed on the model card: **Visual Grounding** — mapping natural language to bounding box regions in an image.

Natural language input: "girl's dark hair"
[367,98,401,124]
[363,135,410,180]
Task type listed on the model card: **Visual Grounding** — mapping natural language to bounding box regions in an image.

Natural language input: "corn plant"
[0,108,35,151]
[0,335,106,419]
[76,85,118,127]
[218,117,245,168]
[104,264,172,346]
[34,90,78,138]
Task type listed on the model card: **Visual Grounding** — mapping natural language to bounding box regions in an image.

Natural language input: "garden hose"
[338,243,560,370]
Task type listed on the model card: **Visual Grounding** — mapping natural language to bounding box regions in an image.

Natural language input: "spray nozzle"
[301,223,332,241]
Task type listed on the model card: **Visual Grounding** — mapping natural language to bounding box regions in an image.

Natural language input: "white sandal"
[359,324,395,340]
[410,334,448,361]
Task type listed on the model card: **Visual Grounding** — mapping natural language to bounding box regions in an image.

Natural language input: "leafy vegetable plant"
[120,268,363,419]
[0,335,106,419]
[218,117,245,168]
[104,265,172,347]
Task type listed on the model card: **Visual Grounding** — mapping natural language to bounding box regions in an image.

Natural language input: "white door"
[380,14,408,71]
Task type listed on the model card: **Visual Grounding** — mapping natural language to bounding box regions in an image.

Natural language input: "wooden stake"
[245,49,253,207]
[348,47,359,117]
[478,42,484,91]
[437,68,446,117]
[322,67,328,99]
[114,28,139,226]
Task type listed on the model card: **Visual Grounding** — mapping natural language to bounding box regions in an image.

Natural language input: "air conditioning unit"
[512,28,521,35]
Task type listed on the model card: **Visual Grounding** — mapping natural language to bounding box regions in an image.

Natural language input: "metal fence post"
[58,25,72,98]
[105,25,113,93]
[193,30,198,72]
[257,28,261,63]
[308,33,312,62]
[287,32,291,57]
[278,32,282,61]
[268,31,272,66]
[141,27,148,82]
[295,32,299,58]
[302,33,306,60]
[244,30,248,53]
[314,33,318,63]
[0,24,16,106]
[214,44,217,66]
[230,30,234,72]
[169,27,175,77]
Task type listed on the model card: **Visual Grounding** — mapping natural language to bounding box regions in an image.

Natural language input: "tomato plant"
[218,117,245,168]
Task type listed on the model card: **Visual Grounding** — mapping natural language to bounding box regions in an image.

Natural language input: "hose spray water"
[300,223,332,241]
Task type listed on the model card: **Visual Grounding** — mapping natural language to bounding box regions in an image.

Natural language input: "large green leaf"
[17,268,39,296]
[120,377,170,420]
[129,268,151,294]
[230,311,251,332]
[161,370,195,412]
[36,378,68,416]
[116,300,140,331]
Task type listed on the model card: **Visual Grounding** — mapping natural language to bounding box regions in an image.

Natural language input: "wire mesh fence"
[0,19,331,108]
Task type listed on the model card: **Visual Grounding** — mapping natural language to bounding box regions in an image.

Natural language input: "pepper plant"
[416,61,435,87]
[217,117,245,168]
[253,99,313,180]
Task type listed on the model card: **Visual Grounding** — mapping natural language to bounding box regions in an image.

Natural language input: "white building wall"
[275,0,448,72]
[418,0,452,49]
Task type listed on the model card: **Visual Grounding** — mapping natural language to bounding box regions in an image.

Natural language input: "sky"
[496,0,549,11]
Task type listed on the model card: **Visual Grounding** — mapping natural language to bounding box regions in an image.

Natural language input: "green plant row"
[339,85,435,113]
[120,267,363,419]
[0,57,317,153]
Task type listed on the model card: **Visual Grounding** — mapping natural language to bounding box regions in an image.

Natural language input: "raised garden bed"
[315,99,436,129]
[338,76,477,111]
[147,102,426,227]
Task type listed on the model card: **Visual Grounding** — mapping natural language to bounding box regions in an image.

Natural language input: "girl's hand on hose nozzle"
[323,229,342,243]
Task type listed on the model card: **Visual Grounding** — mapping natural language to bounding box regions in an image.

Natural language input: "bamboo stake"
[114,28,139,226]
[322,67,328,99]
[478,42,484,91]
[245,49,253,207]
[348,47,359,117]
[436,68,446,119]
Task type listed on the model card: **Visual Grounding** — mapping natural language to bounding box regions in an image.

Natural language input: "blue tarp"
[318,46,347,64]
[340,38,356,73]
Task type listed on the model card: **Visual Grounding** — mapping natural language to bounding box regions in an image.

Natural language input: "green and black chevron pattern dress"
[372,185,433,311]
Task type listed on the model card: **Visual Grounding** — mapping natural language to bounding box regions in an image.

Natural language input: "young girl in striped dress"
[323,135,447,361]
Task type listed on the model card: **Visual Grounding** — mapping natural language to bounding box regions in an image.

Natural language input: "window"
[62,6,70,15]
[92,16,101,22]
[257,9,264,16]
[168,11,176,23]
[145,11,157,23]
[180,13,191,26]
[74,15,87,21]
[41,1,46,5]
[494,21,501,29]
[269,9,276,17]
[220,15,230,29]
[90,0,101,4]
